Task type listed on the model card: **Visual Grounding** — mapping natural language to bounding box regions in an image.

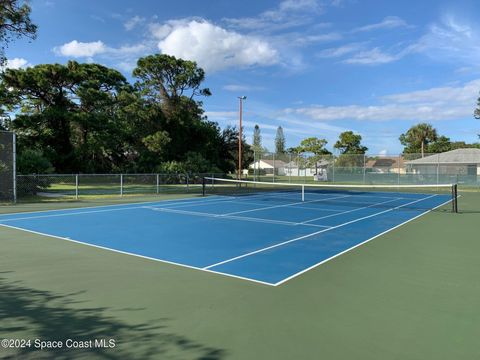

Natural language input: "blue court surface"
[0,190,452,286]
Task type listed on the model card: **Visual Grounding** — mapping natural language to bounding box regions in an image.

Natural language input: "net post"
[453,184,458,213]
[202,177,206,196]
[301,184,305,202]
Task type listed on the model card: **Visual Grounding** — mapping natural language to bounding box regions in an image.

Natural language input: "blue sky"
[4,0,480,154]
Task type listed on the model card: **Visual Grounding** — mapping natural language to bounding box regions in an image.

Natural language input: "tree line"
[0,56,254,174]
[252,123,480,160]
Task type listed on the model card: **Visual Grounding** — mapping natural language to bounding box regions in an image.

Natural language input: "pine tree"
[275,126,286,154]
[252,124,262,155]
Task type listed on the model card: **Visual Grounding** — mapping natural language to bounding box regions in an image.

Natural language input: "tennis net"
[202,177,458,212]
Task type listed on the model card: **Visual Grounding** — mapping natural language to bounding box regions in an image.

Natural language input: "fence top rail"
[17,172,227,177]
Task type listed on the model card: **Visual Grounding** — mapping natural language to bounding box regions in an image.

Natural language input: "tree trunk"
[421,141,424,158]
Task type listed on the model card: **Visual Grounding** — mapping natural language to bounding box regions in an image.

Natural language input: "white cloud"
[413,15,480,65]
[204,111,237,121]
[224,0,322,31]
[223,84,265,92]
[278,117,350,133]
[343,47,398,65]
[283,79,480,122]
[353,16,411,33]
[53,40,152,71]
[317,43,364,58]
[149,22,174,39]
[54,40,106,57]
[124,15,145,31]
[294,32,342,45]
[1,57,30,70]
[157,20,278,72]
[378,149,388,157]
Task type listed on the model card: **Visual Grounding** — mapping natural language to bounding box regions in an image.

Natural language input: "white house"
[249,159,287,176]
[283,159,330,179]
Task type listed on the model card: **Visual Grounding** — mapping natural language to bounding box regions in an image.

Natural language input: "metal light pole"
[238,96,246,179]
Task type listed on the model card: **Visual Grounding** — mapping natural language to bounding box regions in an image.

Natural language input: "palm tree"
[400,123,438,157]
[414,123,437,157]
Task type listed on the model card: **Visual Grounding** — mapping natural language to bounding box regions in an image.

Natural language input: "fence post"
[156,174,160,194]
[186,173,189,191]
[398,155,401,185]
[332,156,335,183]
[120,174,123,197]
[362,154,366,184]
[289,153,292,183]
[12,132,17,203]
[75,174,79,200]
[273,152,275,183]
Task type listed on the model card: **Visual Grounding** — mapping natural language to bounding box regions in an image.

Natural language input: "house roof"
[366,157,405,168]
[405,148,480,165]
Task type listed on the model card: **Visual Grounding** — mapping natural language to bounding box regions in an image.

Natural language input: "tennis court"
[0,178,456,286]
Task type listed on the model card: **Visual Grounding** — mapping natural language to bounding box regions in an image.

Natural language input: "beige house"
[365,157,406,174]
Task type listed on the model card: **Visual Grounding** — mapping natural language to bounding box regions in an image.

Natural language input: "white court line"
[203,194,438,270]
[0,206,152,222]
[0,198,234,222]
[299,197,402,224]
[199,196,346,213]
[154,196,347,213]
[0,222,276,287]
[219,194,353,217]
[274,196,454,286]
[0,195,227,219]
[144,206,331,229]
[0,196,232,222]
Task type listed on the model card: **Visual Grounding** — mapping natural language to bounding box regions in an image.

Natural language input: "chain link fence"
[16,173,224,200]
[249,151,480,188]
[0,131,16,202]
[8,149,480,202]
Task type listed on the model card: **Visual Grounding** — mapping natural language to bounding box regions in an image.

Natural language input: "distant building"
[283,159,330,178]
[249,159,287,176]
[405,148,480,179]
[365,157,406,174]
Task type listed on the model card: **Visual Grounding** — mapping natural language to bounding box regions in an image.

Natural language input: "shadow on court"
[0,273,226,360]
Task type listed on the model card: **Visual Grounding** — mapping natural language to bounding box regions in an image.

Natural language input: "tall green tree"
[0,0,37,65]
[334,131,368,167]
[297,137,330,155]
[133,54,210,113]
[399,123,438,157]
[0,61,132,172]
[297,137,331,173]
[475,94,480,120]
[274,126,286,154]
[219,126,253,173]
[132,54,217,168]
[334,131,368,154]
[252,124,262,156]
[428,135,452,153]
